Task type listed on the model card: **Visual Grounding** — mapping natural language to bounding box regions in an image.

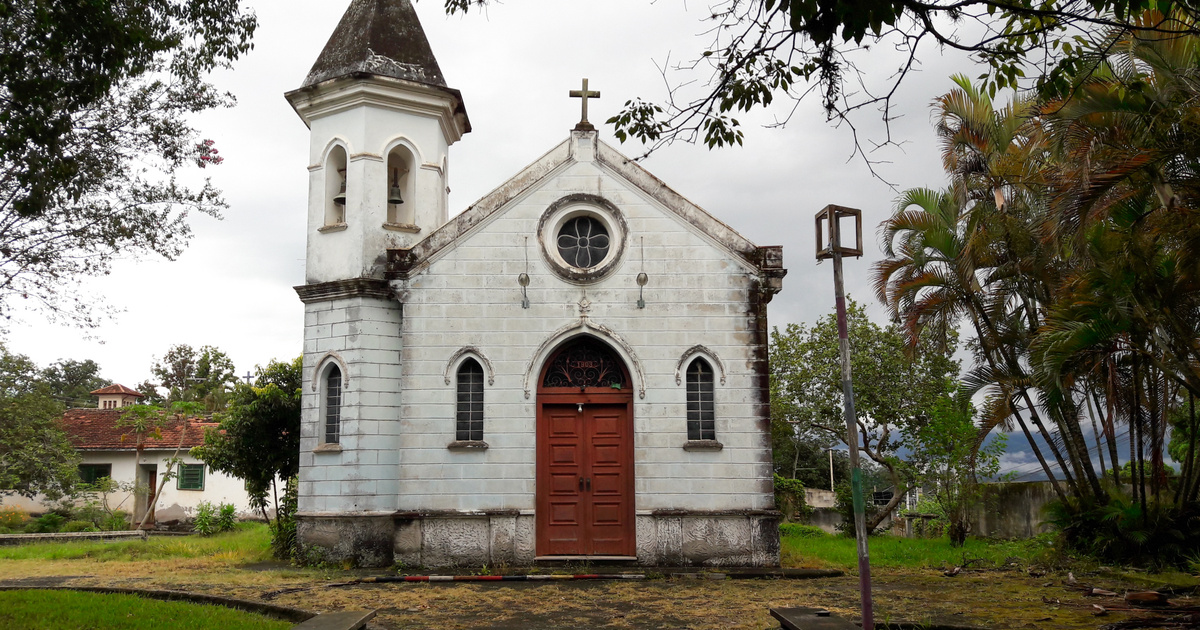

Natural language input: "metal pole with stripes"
[815,204,873,630]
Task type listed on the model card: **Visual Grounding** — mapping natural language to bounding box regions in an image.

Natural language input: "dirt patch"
[1,556,1193,629]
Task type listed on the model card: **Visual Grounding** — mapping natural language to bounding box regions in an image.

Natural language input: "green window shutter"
[177,464,205,490]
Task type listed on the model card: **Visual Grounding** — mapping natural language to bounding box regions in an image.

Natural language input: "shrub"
[271,477,298,561]
[1044,491,1200,568]
[0,506,28,529]
[216,503,236,533]
[102,511,129,531]
[193,502,237,536]
[773,474,813,523]
[61,520,99,533]
[192,501,217,535]
[780,523,830,539]
[834,482,881,537]
[25,513,66,533]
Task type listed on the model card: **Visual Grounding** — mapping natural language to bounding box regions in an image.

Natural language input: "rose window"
[556,216,610,269]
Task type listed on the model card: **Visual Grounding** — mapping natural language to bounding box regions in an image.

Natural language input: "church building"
[288,0,787,568]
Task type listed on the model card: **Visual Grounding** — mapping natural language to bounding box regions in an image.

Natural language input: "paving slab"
[292,609,376,630]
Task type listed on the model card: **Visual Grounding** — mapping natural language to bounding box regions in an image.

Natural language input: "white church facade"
[288,0,787,568]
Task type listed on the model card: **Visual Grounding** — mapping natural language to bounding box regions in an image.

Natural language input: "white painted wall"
[294,78,463,283]
[1,450,270,518]
[298,132,777,517]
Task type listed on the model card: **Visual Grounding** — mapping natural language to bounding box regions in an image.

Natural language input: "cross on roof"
[569,78,600,131]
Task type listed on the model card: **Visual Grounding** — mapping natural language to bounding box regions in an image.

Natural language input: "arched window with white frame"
[323,364,342,444]
[686,358,716,441]
[455,358,484,441]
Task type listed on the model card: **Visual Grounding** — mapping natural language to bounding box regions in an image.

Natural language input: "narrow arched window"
[324,365,342,444]
[456,359,484,441]
[686,359,715,441]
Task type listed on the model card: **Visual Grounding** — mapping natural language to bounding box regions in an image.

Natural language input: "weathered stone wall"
[297,295,403,515]
[971,481,1059,539]
[390,132,776,516]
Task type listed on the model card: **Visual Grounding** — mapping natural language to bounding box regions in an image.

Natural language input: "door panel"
[537,402,633,556]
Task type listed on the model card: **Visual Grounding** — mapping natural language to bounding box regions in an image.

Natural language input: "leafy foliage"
[0,0,256,324]
[770,299,959,528]
[191,357,301,558]
[903,394,1007,546]
[773,474,813,522]
[0,344,78,499]
[148,344,239,409]
[39,359,108,408]
[192,501,236,536]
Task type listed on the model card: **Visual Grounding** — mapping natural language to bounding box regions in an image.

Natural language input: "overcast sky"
[9,0,973,394]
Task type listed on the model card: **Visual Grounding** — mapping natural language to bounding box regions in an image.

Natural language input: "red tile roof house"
[1,385,275,526]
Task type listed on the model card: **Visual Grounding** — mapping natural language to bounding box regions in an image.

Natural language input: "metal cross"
[569,78,600,130]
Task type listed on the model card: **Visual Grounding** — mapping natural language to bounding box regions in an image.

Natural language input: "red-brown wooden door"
[537,400,634,556]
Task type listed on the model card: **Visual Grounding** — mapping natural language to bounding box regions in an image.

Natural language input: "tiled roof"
[61,409,217,450]
[89,384,144,397]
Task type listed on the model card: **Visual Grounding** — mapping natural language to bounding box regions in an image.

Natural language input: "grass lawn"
[780,524,1037,571]
[0,522,1195,629]
[0,590,291,630]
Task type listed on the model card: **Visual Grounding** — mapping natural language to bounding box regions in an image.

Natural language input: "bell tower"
[288,0,470,566]
[286,0,471,283]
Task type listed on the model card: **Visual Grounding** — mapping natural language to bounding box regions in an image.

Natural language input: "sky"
[6,0,1047,456]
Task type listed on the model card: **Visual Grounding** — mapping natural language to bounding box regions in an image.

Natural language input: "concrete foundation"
[298,510,781,568]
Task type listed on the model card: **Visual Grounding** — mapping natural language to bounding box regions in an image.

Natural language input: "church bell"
[388,168,405,205]
[333,178,347,206]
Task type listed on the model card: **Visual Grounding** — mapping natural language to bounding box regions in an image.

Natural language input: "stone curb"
[0,531,148,546]
[0,585,315,623]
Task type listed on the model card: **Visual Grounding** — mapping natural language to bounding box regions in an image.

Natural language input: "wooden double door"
[536,397,635,557]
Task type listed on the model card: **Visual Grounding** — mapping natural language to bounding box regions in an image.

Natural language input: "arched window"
[456,359,484,441]
[324,364,342,444]
[384,145,415,226]
[324,145,347,226]
[686,359,715,441]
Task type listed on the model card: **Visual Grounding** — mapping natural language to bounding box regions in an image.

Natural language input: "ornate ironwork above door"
[542,338,627,389]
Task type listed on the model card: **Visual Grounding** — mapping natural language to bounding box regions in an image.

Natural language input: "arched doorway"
[536,336,636,557]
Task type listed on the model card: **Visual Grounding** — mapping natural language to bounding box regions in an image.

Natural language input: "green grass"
[781,524,1036,570]
[0,522,273,563]
[0,590,292,629]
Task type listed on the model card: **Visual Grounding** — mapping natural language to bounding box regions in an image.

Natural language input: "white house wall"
[1,450,269,518]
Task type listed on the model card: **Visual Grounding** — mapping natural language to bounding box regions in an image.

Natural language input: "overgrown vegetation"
[0,522,271,562]
[0,589,289,630]
[871,8,1200,566]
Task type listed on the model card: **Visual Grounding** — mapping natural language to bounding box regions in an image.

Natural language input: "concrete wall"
[971,481,1059,539]
[298,296,404,515]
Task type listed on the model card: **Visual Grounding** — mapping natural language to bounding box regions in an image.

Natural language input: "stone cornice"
[293,278,392,303]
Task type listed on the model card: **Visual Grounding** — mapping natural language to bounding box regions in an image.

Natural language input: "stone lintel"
[294,278,392,303]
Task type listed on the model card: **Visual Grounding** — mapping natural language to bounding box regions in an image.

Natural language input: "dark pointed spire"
[303,0,447,88]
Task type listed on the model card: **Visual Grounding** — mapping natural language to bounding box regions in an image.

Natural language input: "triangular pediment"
[387,134,784,279]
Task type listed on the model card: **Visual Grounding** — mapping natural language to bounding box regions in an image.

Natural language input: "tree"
[0,1,256,323]
[191,357,301,555]
[40,359,108,408]
[0,344,78,499]
[147,344,238,409]
[444,1,1199,167]
[769,299,959,530]
[903,394,1006,546]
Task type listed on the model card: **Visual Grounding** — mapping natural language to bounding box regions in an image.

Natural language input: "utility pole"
[815,204,873,630]
[828,448,835,492]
